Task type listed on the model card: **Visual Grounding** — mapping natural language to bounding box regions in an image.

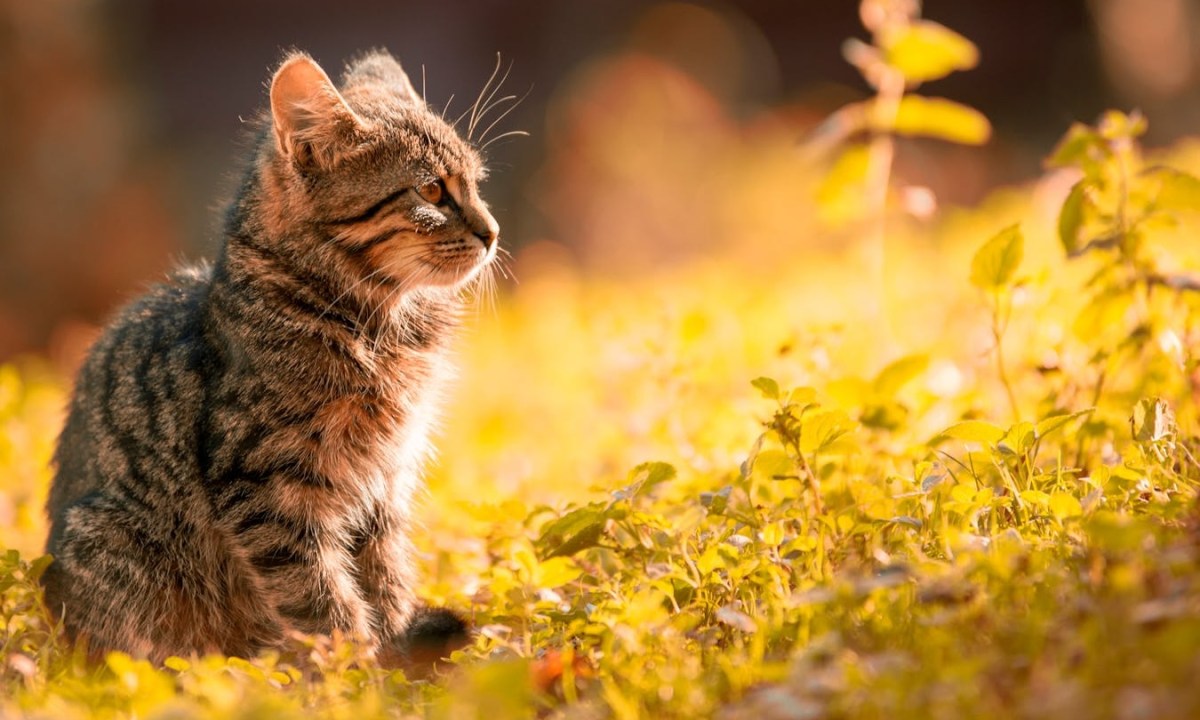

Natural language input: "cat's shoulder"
[121,260,213,320]
[86,261,214,361]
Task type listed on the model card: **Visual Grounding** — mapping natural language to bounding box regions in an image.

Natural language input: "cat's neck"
[208,232,461,385]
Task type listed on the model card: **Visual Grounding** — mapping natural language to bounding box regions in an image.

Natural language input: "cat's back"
[48,264,216,518]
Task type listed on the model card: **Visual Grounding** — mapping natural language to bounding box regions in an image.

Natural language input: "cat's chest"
[254,382,430,534]
[308,377,430,473]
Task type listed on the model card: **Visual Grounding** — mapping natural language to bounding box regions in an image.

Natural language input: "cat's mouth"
[415,235,495,288]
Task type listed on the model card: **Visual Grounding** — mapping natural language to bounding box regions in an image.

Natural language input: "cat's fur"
[41,49,497,663]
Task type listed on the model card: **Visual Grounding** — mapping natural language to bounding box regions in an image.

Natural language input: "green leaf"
[970,224,1023,289]
[892,96,991,145]
[936,420,1005,445]
[537,505,608,559]
[751,377,780,400]
[883,21,979,83]
[1058,180,1089,256]
[873,354,929,399]
[24,554,53,582]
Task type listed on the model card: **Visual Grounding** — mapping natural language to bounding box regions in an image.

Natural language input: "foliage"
[815,0,991,229]
[4,6,1200,718]
[1,113,1198,719]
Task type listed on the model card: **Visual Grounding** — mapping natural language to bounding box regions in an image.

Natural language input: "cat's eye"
[416,180,444,205]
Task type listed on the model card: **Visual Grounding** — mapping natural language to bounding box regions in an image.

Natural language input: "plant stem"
[992,290,1020,422]
[862,65,905,347]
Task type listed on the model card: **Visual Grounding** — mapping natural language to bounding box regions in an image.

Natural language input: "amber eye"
[416,180,443,205]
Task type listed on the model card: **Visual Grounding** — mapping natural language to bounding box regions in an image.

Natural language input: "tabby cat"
[41,49,498,664]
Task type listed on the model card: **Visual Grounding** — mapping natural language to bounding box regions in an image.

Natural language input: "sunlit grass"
[3,127,1198,717]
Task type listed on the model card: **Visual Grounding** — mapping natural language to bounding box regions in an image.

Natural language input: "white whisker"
[467,53,505,141]
[476,85,532,148]
[480,129,531,152]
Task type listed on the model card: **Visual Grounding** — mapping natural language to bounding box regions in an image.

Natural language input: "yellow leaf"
[1049,492,1083,520]
[950,483,976,504]
[696,544,723,576]
[970,224,1023,290]
[760,521,785,546]
[892,96,991,145]
[535,557,582,588]
[937,420,1005,444]
[883,20,979,83]
[1020,490,1050,506]
[817,143,871,224]
[1155,168,1200,213]
[753,449,797,481]
[1058,180,1089,255]
[800,409,857,455]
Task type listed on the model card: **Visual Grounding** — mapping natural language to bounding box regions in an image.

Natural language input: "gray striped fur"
[42,50,498,663]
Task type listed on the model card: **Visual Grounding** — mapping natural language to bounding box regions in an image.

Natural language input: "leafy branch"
[811,0,991,332]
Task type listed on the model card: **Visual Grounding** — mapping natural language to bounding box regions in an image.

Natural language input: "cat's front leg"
[353,507,471,670]
[232,502,375,641]
[352,507,419,644]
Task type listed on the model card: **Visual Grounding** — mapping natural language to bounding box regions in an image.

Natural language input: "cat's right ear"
[270,54,364,172]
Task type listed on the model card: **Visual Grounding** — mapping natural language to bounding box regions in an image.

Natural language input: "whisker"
[476,84,532,147]
[467,53,504,141]
[471,61,515,140]
[452,99,474,129]
[473,94,517,136]
[480,129,531,152]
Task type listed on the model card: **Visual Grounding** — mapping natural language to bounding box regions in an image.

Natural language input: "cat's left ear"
[270,53,365,171]
[342,50,422,105]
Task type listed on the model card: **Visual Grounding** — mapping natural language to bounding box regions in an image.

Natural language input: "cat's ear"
[270,54,364,171]
[342,50,422,105]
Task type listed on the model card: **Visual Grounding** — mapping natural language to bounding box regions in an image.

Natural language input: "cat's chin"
[404,250,494,291]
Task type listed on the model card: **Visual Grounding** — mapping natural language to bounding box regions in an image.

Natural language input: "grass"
[3,10,1200,715]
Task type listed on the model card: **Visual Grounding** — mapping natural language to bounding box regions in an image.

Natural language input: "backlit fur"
[42,49,498,663]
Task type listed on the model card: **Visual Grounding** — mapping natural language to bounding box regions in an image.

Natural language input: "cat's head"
[261,50,498,291]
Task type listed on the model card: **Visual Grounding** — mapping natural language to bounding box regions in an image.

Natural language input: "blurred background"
[2,0,1200,366]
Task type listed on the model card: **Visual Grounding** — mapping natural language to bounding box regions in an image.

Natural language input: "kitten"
[41,49,497,664]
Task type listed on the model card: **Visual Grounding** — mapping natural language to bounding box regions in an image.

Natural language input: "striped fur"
[43,50,497,663]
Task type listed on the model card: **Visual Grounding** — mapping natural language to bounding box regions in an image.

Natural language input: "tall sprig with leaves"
[1050,111,1200,430]
[814,0,991,327]
[970,224,1024,422]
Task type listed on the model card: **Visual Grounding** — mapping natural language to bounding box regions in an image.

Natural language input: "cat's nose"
[471,213,500,250]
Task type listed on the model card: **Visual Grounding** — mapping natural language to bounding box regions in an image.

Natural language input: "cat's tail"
[380,606,471,676]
